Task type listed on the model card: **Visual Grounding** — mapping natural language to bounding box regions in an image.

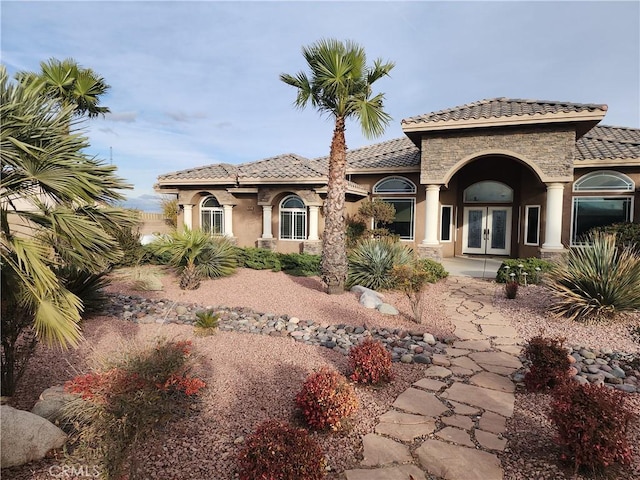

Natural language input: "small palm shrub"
[236,420,326,480]
[348,339,393,384]
[237,247,282,271]
[550,382,635,474]
[347,238,414,290]
[545,232,640,321]
[295,367,359,431]
[279,253,321,276]
[496,258,553,284]
[523,335,571,392]
[194,309,219,336]
[63,338,206,479]
[57,266,111,314]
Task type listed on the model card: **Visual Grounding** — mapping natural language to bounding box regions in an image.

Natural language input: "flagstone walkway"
[343,276,523,480]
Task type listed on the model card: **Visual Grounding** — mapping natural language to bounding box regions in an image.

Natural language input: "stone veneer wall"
[420,126,576,184]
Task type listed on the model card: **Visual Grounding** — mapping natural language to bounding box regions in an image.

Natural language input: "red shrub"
[295,367,359,431]
[236,420,326,480]
[348,338,393,384]
[550,382,635,473]
[523,335,571,392]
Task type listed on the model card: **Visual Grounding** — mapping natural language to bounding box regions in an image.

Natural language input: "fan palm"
[1,65,132,393]
[281,39,394,293]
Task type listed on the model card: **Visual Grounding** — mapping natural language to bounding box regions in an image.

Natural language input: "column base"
[303,240,322,256]
[417,244,443,262]
[539,247,566,261]
[257,238,277,250]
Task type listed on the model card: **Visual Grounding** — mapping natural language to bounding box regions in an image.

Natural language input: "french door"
[462,206,512,255]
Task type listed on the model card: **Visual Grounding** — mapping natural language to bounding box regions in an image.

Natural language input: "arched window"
[201,196,224,235]
[280,195,307,240]
[372,176,416,240]
[573,171,634,192]
[373,176,416,194]
[571,171,634,245]
[464,181,513,203]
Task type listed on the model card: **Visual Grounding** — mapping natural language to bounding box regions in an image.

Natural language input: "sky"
[2,0,639,212]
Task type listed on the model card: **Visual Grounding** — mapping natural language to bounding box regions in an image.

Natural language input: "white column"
[183,204,193,229]
[308,205,319,241]
[422,185,440,245]
[223,205,234,237]
[261,205,273,239]
[542,183,565,249]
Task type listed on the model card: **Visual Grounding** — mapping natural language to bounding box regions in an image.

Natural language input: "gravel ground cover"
[4,267,640,479]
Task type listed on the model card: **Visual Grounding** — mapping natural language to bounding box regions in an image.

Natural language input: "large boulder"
[1,405,67,468]
[31,385,76,423]
[359,291,383,309]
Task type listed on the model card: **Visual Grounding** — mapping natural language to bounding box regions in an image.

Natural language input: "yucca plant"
[545,232,640,322]
[194,309,219,337]
[346,238,414,290]
[150,228,237,290]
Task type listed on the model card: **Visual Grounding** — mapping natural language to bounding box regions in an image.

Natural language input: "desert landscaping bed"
[4,267,640,479]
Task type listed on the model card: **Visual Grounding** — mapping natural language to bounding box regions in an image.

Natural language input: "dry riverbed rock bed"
[4,267,640,479]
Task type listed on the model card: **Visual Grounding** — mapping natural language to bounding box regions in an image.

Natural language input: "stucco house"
[155,98,640,260]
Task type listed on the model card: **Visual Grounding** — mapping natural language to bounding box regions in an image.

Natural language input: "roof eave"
[575,158,640,167]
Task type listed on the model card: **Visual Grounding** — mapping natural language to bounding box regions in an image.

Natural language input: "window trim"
[378,197,415,241]
[524,205,540,246]
[570,196,634,246]
[373,176,417,194]
[200,196,225,235]
[279,194,307,241]
[573,170,634,193]
[440,205,453,242]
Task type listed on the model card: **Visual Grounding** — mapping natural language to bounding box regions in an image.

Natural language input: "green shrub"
[550,382,635,474]
[495,258,553,284]
[63,338,206,479]
[111,225,152,267]
[523,336,571,392]
[546,232,640,321]
[346,217,367,248]
[295,367,359,431]
[278,253,321,276]
[347,238,414,290]
[57,266,111,314]
[348,339,393,385]
[236,420,326,480]
[237,247,282,271]
[590,222,640,251]
[417,258,448,281]
[390,262,433,322]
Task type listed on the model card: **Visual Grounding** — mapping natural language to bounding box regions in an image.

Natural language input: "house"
[154,98,640,260]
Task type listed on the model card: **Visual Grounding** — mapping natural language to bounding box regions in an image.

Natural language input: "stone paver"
[361,434,412,466]
[392,388,449,417]
[470,371,516,393]
[375,410,436,441]
[344,277,519,480]
[415,440,503,480]
[442,382,515,417]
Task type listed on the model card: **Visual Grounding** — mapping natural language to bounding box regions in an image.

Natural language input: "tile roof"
[157,163,238,181]
[314,137,420,171]
[237,154,324,180]
[576,125,640,161]
[402,98,608,126]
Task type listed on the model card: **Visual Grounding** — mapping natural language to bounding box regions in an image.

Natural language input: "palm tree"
[18,57,110,118]
[1,66,132,394]
[281,39,394,294]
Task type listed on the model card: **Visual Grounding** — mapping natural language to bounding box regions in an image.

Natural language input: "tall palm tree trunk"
[321,116,349,294]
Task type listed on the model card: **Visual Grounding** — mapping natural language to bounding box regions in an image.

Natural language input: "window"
[379,198,415,240]
[201,196,224,235]
[373,176,416,194]
[464,181,513,203]
[524,206,540,246]
[280,195,307,240]
[571,197,632,244]
[573,171,634,192]
[440,205,453,242]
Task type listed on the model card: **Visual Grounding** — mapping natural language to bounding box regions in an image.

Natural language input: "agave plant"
[150,228,237,290]
[545,232,640,322]
[347,237,414,290]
